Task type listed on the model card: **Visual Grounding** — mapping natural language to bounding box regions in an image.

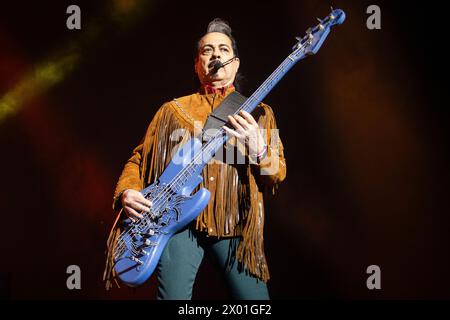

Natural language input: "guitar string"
[113,48,303,259]
[116,16,327,252]
[113,44,308,259]
[113,45,305,259]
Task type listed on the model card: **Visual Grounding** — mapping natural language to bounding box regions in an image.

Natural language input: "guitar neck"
[241,54,301,114]
[200,51,304,163]
[171,7,344,189]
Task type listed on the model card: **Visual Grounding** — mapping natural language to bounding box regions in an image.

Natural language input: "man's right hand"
[121,189,153,222]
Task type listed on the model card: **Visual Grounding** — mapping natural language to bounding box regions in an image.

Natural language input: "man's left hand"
[223,110,266,156]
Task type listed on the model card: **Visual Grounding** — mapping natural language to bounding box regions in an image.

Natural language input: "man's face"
[195,32,240,88]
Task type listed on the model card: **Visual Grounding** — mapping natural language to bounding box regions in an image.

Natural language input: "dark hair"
[194,18,244,91]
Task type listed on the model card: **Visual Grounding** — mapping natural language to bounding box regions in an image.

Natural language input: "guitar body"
[114,138,210,286]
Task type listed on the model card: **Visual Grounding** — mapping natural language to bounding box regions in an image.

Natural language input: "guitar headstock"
[291,8,345,60]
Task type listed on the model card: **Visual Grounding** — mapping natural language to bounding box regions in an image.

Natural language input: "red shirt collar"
[200,84,235,96]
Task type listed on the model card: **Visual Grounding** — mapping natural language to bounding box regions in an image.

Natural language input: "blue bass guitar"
[113,9,345,286]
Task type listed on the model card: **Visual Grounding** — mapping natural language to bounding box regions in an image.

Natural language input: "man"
[104,18,286,299]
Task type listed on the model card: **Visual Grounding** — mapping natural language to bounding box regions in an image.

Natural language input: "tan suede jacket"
[109,86,286,282]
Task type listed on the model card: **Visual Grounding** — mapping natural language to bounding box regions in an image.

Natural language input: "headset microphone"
[210,56,236,74]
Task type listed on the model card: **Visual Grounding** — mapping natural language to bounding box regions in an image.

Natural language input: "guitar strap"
[202,91,248,142]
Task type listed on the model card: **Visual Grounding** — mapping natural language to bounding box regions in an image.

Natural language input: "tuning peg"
[293,36,302,50]
[305,28,314,39]
[329,6,335,19]
[316,17,325,30]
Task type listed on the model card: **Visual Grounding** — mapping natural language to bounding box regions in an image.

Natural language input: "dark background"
[0,0,448,299]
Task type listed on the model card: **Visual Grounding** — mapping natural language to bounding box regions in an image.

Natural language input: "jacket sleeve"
[252,103,287,187]
[112,143,144,211]
[111,104,166,211]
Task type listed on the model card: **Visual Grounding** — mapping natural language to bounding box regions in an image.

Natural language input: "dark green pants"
[156,227,270,300]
